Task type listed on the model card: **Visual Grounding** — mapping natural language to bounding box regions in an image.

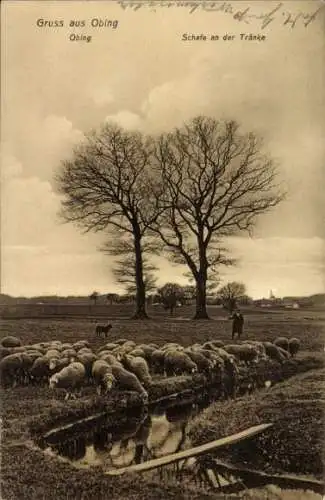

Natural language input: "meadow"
[1,305,324,499]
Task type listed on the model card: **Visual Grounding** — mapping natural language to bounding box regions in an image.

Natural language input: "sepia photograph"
[1,0,324,498]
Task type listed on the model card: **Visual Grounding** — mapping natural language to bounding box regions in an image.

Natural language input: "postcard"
[1,1,324,498]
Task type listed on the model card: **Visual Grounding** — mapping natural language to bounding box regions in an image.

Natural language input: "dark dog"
[95,323,112,338]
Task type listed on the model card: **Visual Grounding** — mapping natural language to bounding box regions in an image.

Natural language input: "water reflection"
[41,399,324,497]
[44,400,200,470]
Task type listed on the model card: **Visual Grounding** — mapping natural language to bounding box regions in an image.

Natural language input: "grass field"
[1,306,324,499]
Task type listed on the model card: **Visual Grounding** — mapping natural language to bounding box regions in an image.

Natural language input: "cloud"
[92,86,115,106]
[105,110,144,131]
[2,114,83,183]
[24,115,83,180]
[0,151,23,181]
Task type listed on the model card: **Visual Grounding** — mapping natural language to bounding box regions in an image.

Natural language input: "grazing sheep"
[211,340,225,348]
[110,364,148,402]
[30,356,52,384]
[121,354,152,387]
[184,348,214,375]
[25,348,43,357]
[49,362,86,400]
[77,352,98,382]
[92,359,116,395]
[48,342,62,351]
[223,344,259,365]
[164,350,197,377]
[137,344,156,357]
[0,353,25,387]
[29,343,46,354]
[1,336,22,348]
[114,338,129,345]
[95,323,113,338]
[114,344,135,357]
[44,349,61,360]
[203,340,224,350]
[77,347,93,356]
[150,349,166,375]
[98,349,112,358]
[161,343,183,352]
[288,337,300,357]
[124,341,137,348]
[129,348,147,359]
[98,343,118,352]
[19,352,43,384]
[100,353,123,368]
[49,357,70,374]
[0,351,37,386]
[241,341,267,359]
[148,343,159,350]
[73,341,90,350]
[61,343,73,350]
[274,337,289,352]
[197,348,226,369]
[277,346,290,359]
[61,348,77,360]
[263,342,289,363]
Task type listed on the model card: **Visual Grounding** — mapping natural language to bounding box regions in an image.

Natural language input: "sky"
[1,0,324,299]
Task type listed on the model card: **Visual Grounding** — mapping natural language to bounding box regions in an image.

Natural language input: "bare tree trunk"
[193,234,210,320]
[193,273,210,319]
[132,230,149,320]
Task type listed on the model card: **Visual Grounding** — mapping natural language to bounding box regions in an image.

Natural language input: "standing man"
[231,309,244,340]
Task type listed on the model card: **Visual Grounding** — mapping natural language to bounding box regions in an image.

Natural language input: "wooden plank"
[105,422,273,476]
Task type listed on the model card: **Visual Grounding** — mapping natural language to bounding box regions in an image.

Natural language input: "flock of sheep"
[0,334,300,401]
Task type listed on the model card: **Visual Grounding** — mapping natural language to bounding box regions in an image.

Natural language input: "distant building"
[283,299,300,309]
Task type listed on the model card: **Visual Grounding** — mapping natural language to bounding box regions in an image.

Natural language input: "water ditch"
[31,356,325,497]
[35,392,324,497]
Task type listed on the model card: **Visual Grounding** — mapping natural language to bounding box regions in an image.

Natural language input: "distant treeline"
[1,293,324,307]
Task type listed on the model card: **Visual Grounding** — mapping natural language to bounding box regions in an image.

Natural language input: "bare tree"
[101,230,158,299]
[151,116,285,319]
[216,281,247,313]
[55,123,159,319]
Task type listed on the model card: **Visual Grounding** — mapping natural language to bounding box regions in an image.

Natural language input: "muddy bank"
[188,367,325,480]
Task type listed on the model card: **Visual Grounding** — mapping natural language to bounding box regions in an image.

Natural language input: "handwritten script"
[117,1,323,29]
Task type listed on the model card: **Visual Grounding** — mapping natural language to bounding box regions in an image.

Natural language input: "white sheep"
[92,359,116,395]
[223,344,260,365]
[110,364,148,403]
[121,354,152,387]
[164,350,198,377]
[49,362,86,400]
